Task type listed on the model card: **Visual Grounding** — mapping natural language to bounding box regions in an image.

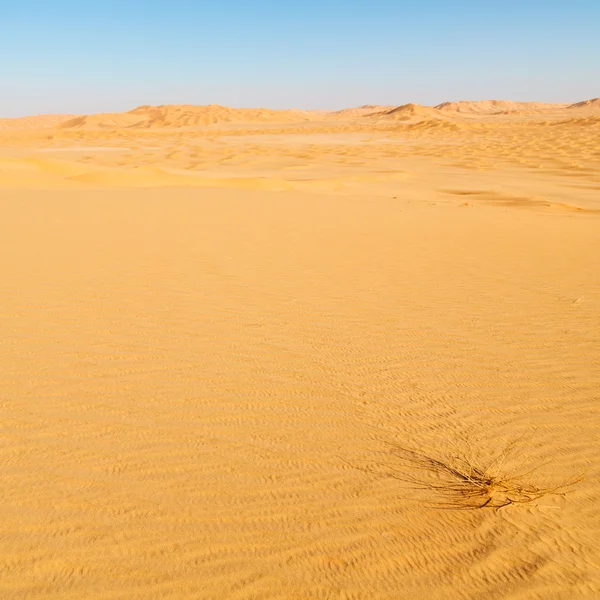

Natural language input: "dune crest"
[568,97,600,109]
[58,104,314,130]
[435,99,569,114]
[0,114,77,130]
[3,98,600,133]
[378,103,443,120]
[331,105,397,119]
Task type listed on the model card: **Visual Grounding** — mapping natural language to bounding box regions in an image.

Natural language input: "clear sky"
[1,0,598,116]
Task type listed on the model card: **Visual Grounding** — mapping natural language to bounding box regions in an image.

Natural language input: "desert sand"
[1,100,599,599]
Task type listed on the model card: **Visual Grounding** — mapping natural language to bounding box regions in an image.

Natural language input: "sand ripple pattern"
[1,186,599,599]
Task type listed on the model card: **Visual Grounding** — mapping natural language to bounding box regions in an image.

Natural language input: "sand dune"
[404,118,462,131]
[1,99,599,599]
[551,115,600,127]
[331,103,442,122]
[4,99,599,134]
[331,105,397,118]
[568,97,600,109]
[0,113,76,130]
[58,104,313,130]
[435,99,568,114]
[58,112,146,129]
[376,103,443,121]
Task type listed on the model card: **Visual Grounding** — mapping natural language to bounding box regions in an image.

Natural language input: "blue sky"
[1,1,598,116]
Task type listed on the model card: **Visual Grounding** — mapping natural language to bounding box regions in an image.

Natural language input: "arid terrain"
[1,100,599,599]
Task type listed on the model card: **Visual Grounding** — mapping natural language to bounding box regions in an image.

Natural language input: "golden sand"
[1,101,599,599]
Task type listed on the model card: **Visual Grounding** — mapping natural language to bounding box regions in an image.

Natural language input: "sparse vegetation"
[369,439,581,510]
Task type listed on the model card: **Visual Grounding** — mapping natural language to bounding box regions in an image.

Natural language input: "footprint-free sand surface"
[1,102,599,599]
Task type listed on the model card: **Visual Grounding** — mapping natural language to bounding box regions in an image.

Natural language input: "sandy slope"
[1,101,599,599]
[55,105,315,130]
[435,100,568,114]
[0,114,77,129]
[568,98,600,110]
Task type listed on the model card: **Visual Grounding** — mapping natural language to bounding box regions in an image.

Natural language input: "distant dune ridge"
[331,105,397,118]
[378,103,444,120]
[0,98,599,130]
[434,98,600,114]
[0,114,77,130]
[568,97,600,109]
[56,104,314,130]
[330,103,441,121]
[434,100,568,114]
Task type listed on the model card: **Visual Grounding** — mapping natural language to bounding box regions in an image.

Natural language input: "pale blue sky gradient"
[1,1,598,116]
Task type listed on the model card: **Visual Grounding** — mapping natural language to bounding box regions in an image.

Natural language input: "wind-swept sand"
[1,101,599,599]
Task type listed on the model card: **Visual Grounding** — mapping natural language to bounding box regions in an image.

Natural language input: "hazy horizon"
[2,0,599,118]
[3,96,600,120]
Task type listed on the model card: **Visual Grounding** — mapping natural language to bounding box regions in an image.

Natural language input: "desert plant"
[360,439,580,510]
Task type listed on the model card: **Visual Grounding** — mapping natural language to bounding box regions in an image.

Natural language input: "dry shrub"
[366,438,581,510]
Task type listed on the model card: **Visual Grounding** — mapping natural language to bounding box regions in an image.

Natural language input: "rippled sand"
[1,106,599,599]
